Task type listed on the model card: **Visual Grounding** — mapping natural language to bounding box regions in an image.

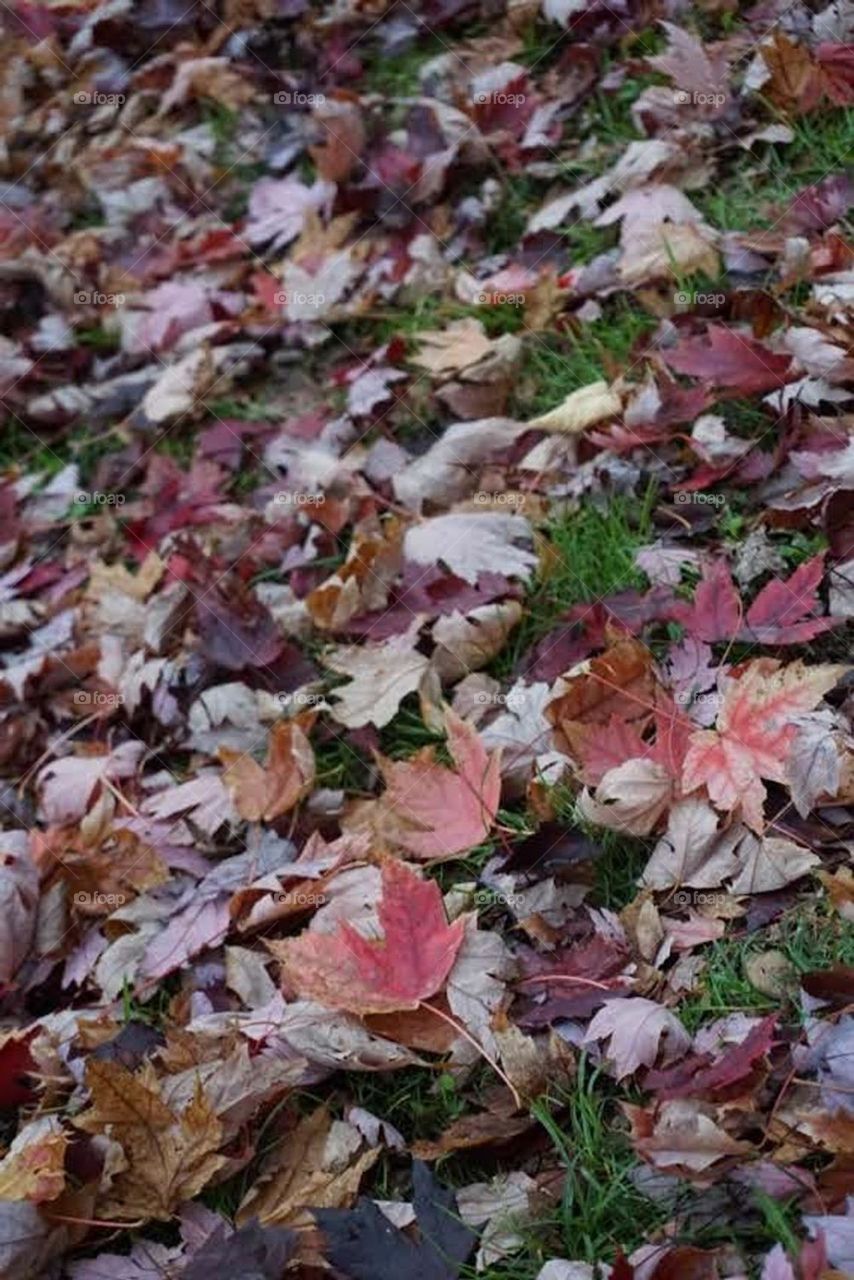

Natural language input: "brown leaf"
[74,1060,226,1221]
[0,1118,66,1203]
[221,717,315,821]
[236,1106,379,1227]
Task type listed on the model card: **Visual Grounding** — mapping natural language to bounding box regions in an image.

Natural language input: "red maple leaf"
[744,553,836,644]
[644,1015,776,1099]
[682,658,843,830]
[271,860,465,1014]
[663,325,795,395]
[679,555,838,645]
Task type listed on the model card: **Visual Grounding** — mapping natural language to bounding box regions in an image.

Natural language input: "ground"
[1,1,854,1278]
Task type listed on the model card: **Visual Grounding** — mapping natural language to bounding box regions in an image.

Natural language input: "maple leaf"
[244,176,335,250]
[516,934,632,1024]
[410,318,497,375]
[403,513,538,585]
[641,798,739,890]
[326,627,430,729]
[579,759,674,836]
[270,860,465,1015]
[647,22,731,101]
[378,708,501,860]
[679,558,741,643]
[682,659,844,830]
[583,997,690,1079]
[626,1098,751,1174]
[74,1060,226,1220]
[680,555,838,646]
[0,1117,66,1203]
[220,718,315,821]
[744,554,836,644]
[237,1105,380,1227]
[662,325,795,395]
[314,1160,475,1280]
[644,1015,776,1099]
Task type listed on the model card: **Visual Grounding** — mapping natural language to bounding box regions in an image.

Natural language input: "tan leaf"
[236,1105,379,1227]
[0,1118,66,1203]
[626,1099,751,1175]
[411,318,497,376]
[579,759,673,836]
[221,717,315,821]
[326,627,430,729]
[74,1060,226,1220]
[525,380,622,434]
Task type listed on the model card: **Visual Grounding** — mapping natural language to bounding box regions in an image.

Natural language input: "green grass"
[698,108,854,234]
[497,484,657,673]
[350,1065,471,1146]
[679,903,854,1033]
[0,417,66,473]
[360,35,448,96]
[531,1059,665,1264]
[515,302,653,416]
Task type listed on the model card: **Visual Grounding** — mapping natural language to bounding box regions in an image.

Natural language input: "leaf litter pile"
[3,0,854,1275]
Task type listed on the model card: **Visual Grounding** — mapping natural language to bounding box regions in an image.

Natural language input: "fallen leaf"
[74,1060,227,1220]
[314,1161,475,1280]
[326,627,430,729]
[682,659,843,830]
[525,381,621,433]
[221,718,315,821]
[411,319,497,376]
[403,513,538,584]
[0,1117,66,1203]
[270,860,465,1014]
[377,708,501,859]
[237,1106,380,1227]
[663,325,795,395]
[583,997,690,1079]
